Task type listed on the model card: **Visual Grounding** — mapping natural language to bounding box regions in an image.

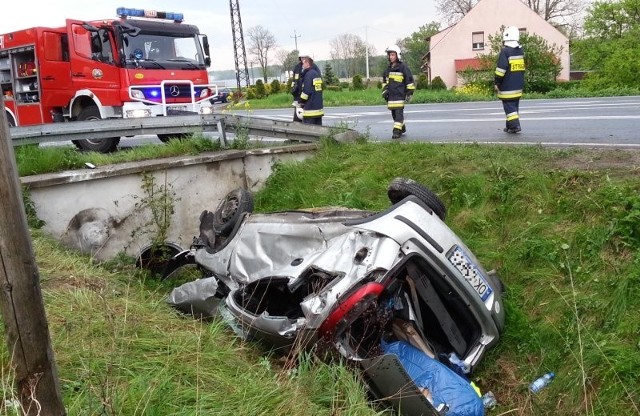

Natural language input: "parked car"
[210,87,233,104]
[155,178,505,415]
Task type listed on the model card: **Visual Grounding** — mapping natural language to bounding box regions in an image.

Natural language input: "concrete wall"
[21,144,317,261]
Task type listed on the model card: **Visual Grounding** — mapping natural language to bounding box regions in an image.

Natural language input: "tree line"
[237,0,639,92]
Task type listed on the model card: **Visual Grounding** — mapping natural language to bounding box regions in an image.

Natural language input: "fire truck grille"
[164,84,193,99]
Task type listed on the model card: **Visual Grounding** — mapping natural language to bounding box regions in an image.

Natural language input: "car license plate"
[448,245,493,302]
[168,105,188,112]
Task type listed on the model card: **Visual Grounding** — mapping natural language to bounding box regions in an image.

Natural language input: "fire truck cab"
[0,7,216,152]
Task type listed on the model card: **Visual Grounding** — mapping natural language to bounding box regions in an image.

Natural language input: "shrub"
[340,81,350,89]
[431,76,447,90]
[416,74,429,90]
[254,79,267,98]
[270,79,282,93]
[326,85,342,92]
[352,74,365,90]
[376,80,383,89]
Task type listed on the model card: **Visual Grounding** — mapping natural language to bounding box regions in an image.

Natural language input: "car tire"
[157,133,191,143]
[73,106,121,153]
[387,177,447,221]
[213,188,254,237]
[135,242,183,277]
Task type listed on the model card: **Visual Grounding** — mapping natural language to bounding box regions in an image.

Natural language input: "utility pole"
[0,97,65,414]
[290,30,301,51]
[365,26,370,81]
[229,0,251,90]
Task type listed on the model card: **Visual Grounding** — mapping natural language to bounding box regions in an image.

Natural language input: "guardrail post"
[217,119,227,146]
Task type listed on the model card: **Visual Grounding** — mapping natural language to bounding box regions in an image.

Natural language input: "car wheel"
[73,106,121,153]
[157,133,191,143]
[213,188,254,237]
[387,177,447,221]
[135,242,183,277]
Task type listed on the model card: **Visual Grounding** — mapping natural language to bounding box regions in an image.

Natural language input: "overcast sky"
[4,0,438,74]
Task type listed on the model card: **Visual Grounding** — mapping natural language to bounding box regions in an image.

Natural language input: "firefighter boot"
[392,128,402,139]
[401,124,406,134]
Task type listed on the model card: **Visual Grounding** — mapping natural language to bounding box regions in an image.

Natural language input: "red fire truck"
[0,7,216,152]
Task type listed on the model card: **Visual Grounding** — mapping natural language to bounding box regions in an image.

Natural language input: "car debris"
[149,178,505,415]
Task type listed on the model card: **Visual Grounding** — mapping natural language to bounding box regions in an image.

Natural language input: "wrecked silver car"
[158,178,505,415]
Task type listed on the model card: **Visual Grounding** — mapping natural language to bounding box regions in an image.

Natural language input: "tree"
[329,34,373,78]
[397,22,441,74]
[247,25,278,82]
[276,49,299,78]
[466,29,563,93]
[323,62,339,86]
[436,0,586,26]
[571,0,640,89]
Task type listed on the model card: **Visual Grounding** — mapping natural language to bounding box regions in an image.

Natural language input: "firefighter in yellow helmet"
[382,45,415,139]
[495,26,525,133]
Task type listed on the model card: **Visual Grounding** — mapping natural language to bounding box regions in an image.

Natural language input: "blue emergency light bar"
[116,7,184,22]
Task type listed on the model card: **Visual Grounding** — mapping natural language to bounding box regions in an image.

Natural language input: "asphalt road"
[245,96,640,148]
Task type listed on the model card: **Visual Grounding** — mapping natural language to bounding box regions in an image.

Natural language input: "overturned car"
[158,178,505,415]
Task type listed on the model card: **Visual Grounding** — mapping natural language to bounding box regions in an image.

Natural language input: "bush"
[376,80,383,89]
[416,74,429,90]
[270,79,282,93]
[352,75,365,90]
[326,85,342,92]
[340,81,350,89]
[254,79,267,99]
[431,76,447,90]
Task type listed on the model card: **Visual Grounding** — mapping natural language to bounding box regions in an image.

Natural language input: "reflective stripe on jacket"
[495,46,525,100]
[382,61,415,109]
[299,66,323,118]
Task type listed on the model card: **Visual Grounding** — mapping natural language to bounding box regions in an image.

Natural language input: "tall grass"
[2,142,640,415]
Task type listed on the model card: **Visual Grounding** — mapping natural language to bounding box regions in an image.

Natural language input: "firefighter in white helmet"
[495,26,525,133]
[382,45,415,139]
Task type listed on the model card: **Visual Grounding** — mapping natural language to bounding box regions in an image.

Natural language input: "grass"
[228,85,640,110]
[3,141,640,415]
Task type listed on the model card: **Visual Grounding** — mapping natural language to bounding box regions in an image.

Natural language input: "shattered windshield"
[122,32,205,70]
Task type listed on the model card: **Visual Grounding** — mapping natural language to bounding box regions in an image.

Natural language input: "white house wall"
[429,0,570,89]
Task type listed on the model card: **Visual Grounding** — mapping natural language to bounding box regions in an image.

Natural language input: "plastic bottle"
[529,372,555,393]
[482,391,497,409]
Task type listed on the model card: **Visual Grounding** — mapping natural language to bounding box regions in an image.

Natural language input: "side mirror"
[205,56,211,67]
[202,35,210,55]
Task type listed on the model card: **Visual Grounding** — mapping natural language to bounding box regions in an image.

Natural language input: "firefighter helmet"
[503,26,520,43]
[385,45,402,61]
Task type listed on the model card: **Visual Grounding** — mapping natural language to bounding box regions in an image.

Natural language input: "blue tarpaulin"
[382,340,484,416]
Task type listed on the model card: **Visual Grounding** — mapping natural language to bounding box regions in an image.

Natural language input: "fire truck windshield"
[122,32,206,70]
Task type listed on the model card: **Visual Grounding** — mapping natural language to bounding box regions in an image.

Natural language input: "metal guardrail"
[9,113,360,146]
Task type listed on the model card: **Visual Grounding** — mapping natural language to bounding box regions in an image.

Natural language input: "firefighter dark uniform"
[291,55,320,122]
[299,57,323,126]
[495,26,525,133]
[382,46,415,139]
[291,59,304,122]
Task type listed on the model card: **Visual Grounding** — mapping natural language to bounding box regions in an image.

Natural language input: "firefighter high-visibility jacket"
[495,46,525,100]
[382,61,415,109]
[299,66,323,118]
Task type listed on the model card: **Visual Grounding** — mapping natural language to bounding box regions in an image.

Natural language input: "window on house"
[472,32,484,50]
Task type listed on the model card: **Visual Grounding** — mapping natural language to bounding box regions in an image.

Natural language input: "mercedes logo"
[169,85,180,97]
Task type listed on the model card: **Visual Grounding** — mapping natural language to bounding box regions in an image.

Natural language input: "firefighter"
[382,45,415,139]
[290,52,304,122]
[495,26,525,134]
[291,50,320,122]
[297,52,324,125]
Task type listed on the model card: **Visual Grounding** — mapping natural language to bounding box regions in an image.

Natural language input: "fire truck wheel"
[157,133,191,143]
[6,114,16,127]
[73,107,121,153]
